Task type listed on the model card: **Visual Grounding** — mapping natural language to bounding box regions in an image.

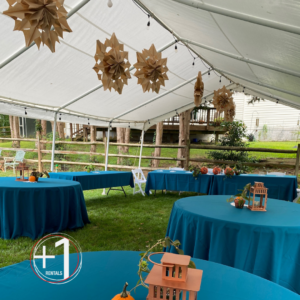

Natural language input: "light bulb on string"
[243,87,245,93]
[219,76,222,83]
[208,69,210,76]
[175,43,178,53]
[192,58,195,67]
[276,100,279,104]
[24,107,27,115]
[148,119,150,124]
[59,113,61,121]
[88,118,90,125]
[107,0,113,8]
[128,123,130,128]
[147,15,150,30]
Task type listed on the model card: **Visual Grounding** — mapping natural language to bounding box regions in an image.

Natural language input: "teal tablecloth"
[49,171,134,191]
[1,251,299,300]
[211,174,297,201]
[0,177,89,240]
[145,170,214,195]
[166,195,300,294]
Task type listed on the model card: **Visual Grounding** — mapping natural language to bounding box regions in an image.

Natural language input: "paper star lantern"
[93,33,131,94]
[224,102,236,122]
[3,0,72,53]
[194,72,204,106]
[212,85,234,112]
[133,44,169,93]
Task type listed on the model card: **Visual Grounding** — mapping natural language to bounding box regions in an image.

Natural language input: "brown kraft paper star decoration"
[93,33,131,94]
[3,0,72,53]
[194,72,204,106]
[133,44,169,93]
[212,85,236,121]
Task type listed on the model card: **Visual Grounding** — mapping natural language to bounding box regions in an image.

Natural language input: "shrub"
[247,133,255,142]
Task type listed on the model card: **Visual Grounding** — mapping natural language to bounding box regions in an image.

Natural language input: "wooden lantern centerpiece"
[145,253,203,300]
[248,182,268,212]
[15,163,29,181]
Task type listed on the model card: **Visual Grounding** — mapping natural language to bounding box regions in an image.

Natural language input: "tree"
[208,120,255,165]
[177,109,192,168]
[151,122,163,168]
[9,116,20,148]
[90,126,96,153]
[116,127,125,164]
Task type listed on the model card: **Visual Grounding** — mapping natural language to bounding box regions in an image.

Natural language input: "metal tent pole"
[170,0,300,35]
[105,124,111,171]
[50,113,58,171]
[138,130,145,169]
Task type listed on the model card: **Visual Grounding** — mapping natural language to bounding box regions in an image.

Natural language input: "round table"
[166,195,300,294]
[0,177,90,239]
[1,251,299,300]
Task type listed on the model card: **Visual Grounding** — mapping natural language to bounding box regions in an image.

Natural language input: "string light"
[24,107,27,115]
[208,69,210,76]
[175,43,178,53]
[219,76,221,83]
[147,15,150,30]
[175,109,179,115]
[107,0,113,8]
[88,118,90,125]
[276,100,279,104]
[192,58,195,67]
[128,123,130,128]
[59,113,61,121]
[148,119,150,124]
[243,87,245,93]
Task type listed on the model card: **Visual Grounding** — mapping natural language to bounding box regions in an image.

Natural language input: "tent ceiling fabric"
[0,0,299,131]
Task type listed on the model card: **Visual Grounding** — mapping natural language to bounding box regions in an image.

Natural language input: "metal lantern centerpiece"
[248,182,268,212]
[145,253,203,300]
[16,163,29,181]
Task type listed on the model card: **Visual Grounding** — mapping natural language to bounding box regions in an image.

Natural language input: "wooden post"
[215,133,219,144]
[295,143,300,176]
[151,121,163,168]
[37,135,42,172]
[207,109,211,125]
[184,140,190,170]
[70,123,73,141]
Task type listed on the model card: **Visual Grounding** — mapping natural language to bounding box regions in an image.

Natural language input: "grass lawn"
[0,170,190,268]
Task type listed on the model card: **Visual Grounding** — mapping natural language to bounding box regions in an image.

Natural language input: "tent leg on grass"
[138,129,145,169]
[50,113,57,172]
[102,123,111,195]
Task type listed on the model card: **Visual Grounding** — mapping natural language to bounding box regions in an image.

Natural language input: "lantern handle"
[147,252,166,267]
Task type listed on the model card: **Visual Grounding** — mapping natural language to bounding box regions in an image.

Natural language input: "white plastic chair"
[132,168,148,196]
[267,172,286,176]
[169,167,184,171]
[4,151,26,173]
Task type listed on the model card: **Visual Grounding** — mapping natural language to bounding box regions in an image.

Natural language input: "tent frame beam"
[50,112,58,171]
[0,0,91,70]
[109,72,208,123]
[182,39,300,78]
[215,68,300,98]
[170,0,300,35]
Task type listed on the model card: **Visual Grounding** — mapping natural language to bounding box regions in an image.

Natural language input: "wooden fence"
[0,138,299,175]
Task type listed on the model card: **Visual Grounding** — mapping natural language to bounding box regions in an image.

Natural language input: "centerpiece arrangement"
[227,183,251,209]
[112,237,202,300]
[29,169,50,182]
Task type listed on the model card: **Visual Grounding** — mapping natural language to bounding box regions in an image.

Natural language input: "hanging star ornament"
[212,85,234,112]
[3,0,72,53]
[194,72,204,106]
[93,33,131,94]
[133,44,169,93]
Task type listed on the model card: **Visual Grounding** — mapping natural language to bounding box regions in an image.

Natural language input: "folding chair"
[132,168,150,196]
[4,150,26,173]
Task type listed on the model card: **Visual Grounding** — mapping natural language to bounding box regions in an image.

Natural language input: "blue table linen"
[0,177,89,239]
[49,171,134,191]
[166,195,300,294]
[0,251,299,300]
[145,170,214,195]
[211,174,297,201]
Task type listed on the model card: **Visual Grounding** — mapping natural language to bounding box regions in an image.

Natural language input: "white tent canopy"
[0,0,299,131]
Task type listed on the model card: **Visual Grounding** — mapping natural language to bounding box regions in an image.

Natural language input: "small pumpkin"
[213,167,221,175]
[225,167,234,176]
[200,167,208,174]
[234,196,245,209]
[29,176,36,182]
[112,283,134,300]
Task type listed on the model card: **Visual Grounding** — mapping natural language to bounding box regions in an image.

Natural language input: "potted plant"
[85,165,95,173]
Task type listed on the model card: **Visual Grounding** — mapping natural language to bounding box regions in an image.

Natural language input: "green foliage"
[208,120,257,167]
[247,133,255,142]
[85,165,95,173]
[153,131,156,144]
[35,120,42,133]
[188,165,200,178]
